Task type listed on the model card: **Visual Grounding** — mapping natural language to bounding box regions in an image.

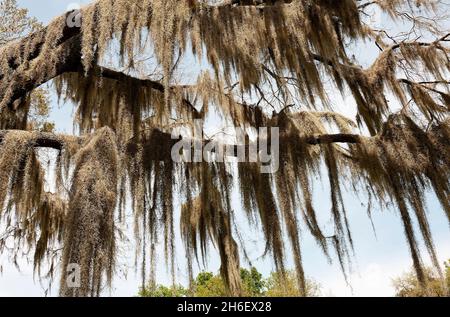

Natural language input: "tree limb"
[0,129,361,153]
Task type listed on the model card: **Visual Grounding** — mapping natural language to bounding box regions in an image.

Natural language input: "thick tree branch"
[224,0,293,6]
[0,11,201,116]
[5,37,82,109]
[304,133,361,145]
[1,1,296,110]
[0,129,361,153]
[0,130,79,151]
[89,66,200,117]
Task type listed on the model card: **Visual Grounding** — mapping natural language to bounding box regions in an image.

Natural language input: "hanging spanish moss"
[59,127,119,297]
[0,0,449,297]
[181,167,242,296]
[348,116,450,284]
[0,130,72,279]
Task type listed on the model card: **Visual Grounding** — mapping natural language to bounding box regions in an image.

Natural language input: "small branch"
[303,134,361,145]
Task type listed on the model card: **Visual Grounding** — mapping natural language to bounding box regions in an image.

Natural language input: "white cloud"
[320,241,450,297]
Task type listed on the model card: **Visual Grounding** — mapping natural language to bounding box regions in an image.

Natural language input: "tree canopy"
[0,0,41,45]
[0,0,449,297]
[139,268,321,297]
[393,259,450,297]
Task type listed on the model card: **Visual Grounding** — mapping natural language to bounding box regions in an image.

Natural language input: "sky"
[0,0,449,297]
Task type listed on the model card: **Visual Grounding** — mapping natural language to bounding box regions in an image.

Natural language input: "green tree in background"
[193,272,228,297]
[139,268,320,297]
[393,260,450,297]
[139,284,188,298]
[240,267,265,297]
[193,268,266,297]
[0,0,41,45]
[1,0,449,297]
[266,271,321,297]
[0,0,53,132]
[446,260,450,291]
[28,87,55,132]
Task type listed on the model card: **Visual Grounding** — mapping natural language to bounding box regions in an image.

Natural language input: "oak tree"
[0,0,449,297]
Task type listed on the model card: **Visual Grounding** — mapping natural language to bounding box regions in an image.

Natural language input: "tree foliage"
[0,0,449,297]
[140,268,320,297]
[0,0,53,132]
[393,260,450,297]
[265,270,321,297]
[0,0,41,45]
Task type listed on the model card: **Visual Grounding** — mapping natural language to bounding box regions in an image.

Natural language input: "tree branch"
[0,130,78,151]
[0,129,361,153]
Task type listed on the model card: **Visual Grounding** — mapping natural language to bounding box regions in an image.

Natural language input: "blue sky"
[0,0,449,297]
